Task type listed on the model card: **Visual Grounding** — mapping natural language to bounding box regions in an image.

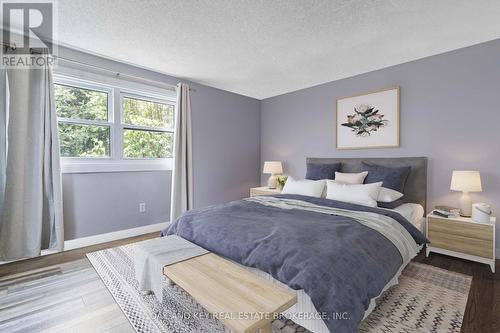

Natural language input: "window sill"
[61,159,173,174]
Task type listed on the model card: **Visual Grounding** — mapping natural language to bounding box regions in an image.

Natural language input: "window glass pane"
[123,129,172,158]
[58,123,110,157]
[123,97,174,128]
[55,84,108,121]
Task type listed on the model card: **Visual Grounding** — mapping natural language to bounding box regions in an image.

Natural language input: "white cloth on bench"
[134,235,209,301]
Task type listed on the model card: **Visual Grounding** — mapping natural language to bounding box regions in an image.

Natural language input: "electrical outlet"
[139,202,146,213]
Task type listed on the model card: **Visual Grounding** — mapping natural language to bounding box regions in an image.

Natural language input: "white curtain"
[0,64,64,260]
[0,68,6,225]
[170,83,193,222]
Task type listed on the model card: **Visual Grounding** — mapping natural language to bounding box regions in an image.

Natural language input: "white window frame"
[55,74,176,173]
[120,91,175,159]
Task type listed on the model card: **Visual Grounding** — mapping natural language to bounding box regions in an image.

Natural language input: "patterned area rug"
[358,262,471,333]
[87,245,471,333]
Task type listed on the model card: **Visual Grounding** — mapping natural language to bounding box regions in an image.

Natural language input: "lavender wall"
[60,46,261,239]
[191,83,261,207]
[260,39,500,252]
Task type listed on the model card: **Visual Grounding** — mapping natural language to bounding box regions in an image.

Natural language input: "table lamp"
[450,170,482,217]
[263,161,283,189]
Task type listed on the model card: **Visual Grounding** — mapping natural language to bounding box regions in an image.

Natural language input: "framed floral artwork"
[336,87,399,149]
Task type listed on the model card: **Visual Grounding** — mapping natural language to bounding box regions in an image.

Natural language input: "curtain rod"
[55,56,179,92]
[1,42,195,92]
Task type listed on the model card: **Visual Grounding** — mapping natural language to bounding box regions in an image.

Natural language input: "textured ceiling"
[56,0,500,99]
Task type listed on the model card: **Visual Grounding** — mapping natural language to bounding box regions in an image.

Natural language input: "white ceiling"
[56,0,500,99]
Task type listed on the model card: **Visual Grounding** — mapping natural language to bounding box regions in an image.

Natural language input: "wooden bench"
[163,253,297,333]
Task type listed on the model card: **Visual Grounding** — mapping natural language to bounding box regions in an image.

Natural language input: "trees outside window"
[56,84,111,157]
[122,96,174,158]
[55,77,175,169]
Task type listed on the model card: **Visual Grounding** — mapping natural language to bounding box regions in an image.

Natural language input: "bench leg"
[256,322,272,333]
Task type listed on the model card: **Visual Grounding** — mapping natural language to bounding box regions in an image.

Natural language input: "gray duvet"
[162,194,426,333]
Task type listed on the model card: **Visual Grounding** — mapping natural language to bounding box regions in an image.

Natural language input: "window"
[122,95,174,159]
[55,83,112,158]
[54,76,176,173]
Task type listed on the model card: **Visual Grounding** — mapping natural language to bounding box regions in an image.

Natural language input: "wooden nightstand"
[426,213,496,272]
[250,186,281,197]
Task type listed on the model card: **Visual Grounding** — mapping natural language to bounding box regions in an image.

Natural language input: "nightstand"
[250,186,281,197]
[426,213,496,272]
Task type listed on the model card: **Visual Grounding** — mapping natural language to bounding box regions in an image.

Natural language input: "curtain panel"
[0,63,64,260]
[170,83,193,223]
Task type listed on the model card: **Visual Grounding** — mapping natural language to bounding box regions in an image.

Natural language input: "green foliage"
[123,130,172,158]
[55,84,110,157]
[123,97,174,128]
[55,84,174,159]
[58,123,109,157]
[276,175,288,190]
[122,97,174,158]
[55,84,107,121]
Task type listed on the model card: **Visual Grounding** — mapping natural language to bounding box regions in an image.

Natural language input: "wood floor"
[0,238,499,333]
[0,258,134,333]
[0,233,157,333]
[0,232,158,277]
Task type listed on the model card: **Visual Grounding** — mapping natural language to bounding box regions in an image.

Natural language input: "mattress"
[390,203,425,232]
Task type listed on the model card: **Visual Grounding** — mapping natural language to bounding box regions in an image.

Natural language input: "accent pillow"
[305,162,341,180]
[362,162,411,193]
[334,171,368,184]
[325,180,383,207]
[281,177,326,198]
[377,187,404,203]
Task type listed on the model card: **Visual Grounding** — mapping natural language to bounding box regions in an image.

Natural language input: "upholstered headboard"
[306,157,428,210]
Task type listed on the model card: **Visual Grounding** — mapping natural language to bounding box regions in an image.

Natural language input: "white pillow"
[326,180,383,207]
[281,177,326,198]
[377,187,404,203]
[334,171,368,184]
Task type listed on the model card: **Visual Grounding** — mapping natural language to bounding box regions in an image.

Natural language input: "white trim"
[55,65,177,99]
[64,221,169,251]
[54,76,115,129]
[61,158,173,173]
[122,123,174,133]
[57,117,111,126]
[120,89,177,106]
[55,73,176,172]
[426,246,494,265]
[427,212,496,225]
[113,86,122,160]
[426,246,495,273]
[0,222,168,265]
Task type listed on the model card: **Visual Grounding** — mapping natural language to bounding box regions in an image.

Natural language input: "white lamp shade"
[450,170,482,192]
[263,161,283,175]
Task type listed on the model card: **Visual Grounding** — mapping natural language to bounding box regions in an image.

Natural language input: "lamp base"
[267,174,278,189]
[459,192,472,217]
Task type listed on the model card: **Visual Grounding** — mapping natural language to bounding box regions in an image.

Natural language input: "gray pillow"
[306,162,341,180]
[362,162,410,193]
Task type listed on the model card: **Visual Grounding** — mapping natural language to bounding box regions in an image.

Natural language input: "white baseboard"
[64,221,169,251]
[0,222,168,265]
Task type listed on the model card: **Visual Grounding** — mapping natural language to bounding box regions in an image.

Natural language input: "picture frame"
[336,86,400,150]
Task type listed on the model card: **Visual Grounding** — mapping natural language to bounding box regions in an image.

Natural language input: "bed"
[163,157,428,333]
